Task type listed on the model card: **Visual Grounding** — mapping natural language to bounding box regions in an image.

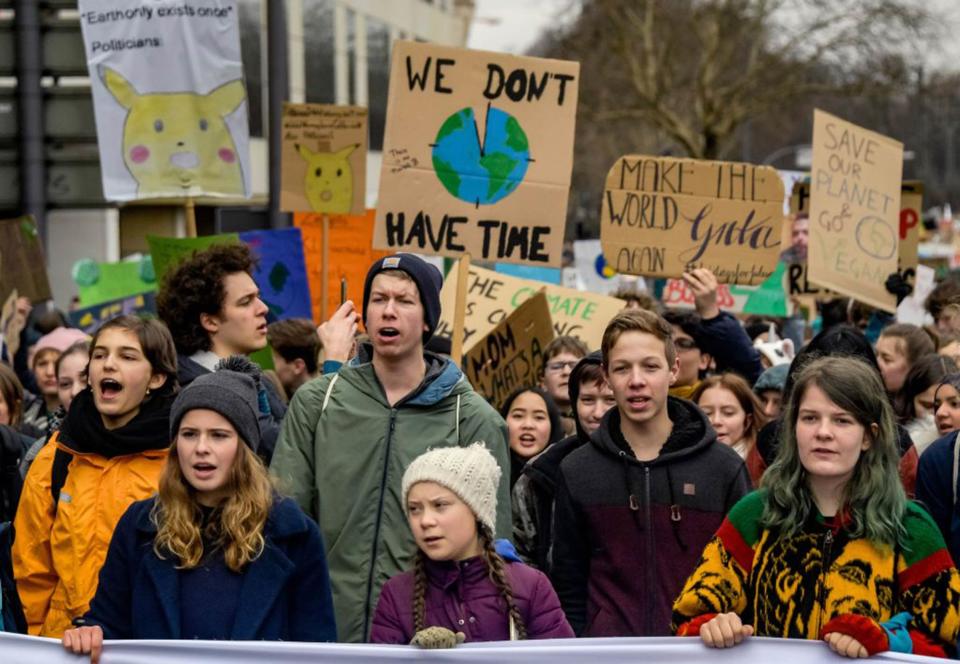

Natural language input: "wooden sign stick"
[184,198,198,238]
[450,253,472,363]
[321,213,330,321]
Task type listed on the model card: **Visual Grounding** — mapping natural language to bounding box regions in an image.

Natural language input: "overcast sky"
[468,0,960,72]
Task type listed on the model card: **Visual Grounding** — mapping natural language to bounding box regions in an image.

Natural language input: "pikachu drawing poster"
[280,103,367,215]
[79,0,251,201]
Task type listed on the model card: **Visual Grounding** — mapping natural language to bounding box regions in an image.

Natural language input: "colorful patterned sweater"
[672,490,960,656]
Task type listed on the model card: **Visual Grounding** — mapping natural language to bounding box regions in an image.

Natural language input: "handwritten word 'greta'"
[679,206,780,264]
[405,57,574,105]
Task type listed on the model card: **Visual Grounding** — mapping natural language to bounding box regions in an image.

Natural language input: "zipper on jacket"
[815,529,834,636]
[644,465,654,636]
[362,408,398,639]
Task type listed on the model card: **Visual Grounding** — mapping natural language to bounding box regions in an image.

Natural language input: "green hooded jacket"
[270,352,510,643]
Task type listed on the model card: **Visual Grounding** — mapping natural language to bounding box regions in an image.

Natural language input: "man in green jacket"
[270,254,510,643]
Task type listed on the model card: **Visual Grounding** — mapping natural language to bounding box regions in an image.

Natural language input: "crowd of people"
[3,244,960,661]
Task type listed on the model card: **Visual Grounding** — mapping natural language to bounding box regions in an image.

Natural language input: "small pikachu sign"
[79,0,251,201]
[281,103,367,215]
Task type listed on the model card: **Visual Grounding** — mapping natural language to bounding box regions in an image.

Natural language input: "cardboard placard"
[600,155,784,285]
[79,0,250,200]
[280,103,367,215]
[464,291,554,409]
[0,216,52,303]
[374,41,579,267]
[294,210,391,323]
[147,234,240,284]
[238,228,313,321]
[0,289,21,358]
[899,181,923,280]
[68,292,157,334]
[808,110,902,312]
[437,262,624,351]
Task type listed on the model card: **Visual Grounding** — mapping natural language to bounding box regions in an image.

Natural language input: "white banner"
[79,0,251,201]
[0,633,941,663]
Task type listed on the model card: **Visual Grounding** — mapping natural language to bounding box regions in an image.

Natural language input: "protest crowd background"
[5,1,960,662]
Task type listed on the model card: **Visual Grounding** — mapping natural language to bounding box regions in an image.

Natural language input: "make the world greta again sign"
[374,41,579,268]
[600,155,785,286]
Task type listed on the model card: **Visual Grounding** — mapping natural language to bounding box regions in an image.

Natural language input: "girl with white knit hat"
[370,443,573,647]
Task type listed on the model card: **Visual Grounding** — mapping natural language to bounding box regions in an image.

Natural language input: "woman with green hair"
[672,355,960,658]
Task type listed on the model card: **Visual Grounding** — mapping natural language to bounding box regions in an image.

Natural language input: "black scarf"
[58,387,174,459]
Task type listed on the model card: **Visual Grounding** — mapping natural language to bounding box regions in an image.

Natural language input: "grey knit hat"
[401,443,501,535]
[169,355,262,452]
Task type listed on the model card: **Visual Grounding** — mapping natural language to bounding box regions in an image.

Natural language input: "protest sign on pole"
[238,228,313,321]
[281,103,367,215]
[464,290,554,409]
[900,181,923,283]
[0,216,52,303]
[79,0,250,201]
[438,262,624,351]
[808,110,903,312]
[600,155,784,285]
[294,210,391,323]
[373,40,579,267]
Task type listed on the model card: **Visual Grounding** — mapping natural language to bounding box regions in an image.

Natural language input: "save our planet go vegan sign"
[374,41,580,268]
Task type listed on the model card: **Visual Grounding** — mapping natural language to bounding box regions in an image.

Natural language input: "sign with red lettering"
[808,110,902,312]
[374,41,579,267]
[600,155,784,285]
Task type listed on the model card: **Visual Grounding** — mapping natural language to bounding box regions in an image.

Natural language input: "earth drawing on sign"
[430,104,531,207]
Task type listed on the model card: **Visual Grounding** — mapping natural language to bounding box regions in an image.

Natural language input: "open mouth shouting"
[192,461,218,481]
[517,432,539,450]
[626,395,651,412]
[98,378,124,402]
[376,326,401,343]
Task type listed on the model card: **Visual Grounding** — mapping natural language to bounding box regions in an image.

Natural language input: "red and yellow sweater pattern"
[672,491,960,655]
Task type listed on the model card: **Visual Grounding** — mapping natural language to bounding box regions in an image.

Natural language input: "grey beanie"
[169,355,262,451]
[753,362,790,395]
[401,443,501,535]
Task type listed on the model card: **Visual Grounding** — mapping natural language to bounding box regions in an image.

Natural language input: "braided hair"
[410,523,527,639]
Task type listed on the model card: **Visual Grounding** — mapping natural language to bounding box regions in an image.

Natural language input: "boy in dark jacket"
[551,309,751,637]
[512,351,616,571]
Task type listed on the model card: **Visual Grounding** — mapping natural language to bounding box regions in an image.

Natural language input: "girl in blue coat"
[62,357,335,662]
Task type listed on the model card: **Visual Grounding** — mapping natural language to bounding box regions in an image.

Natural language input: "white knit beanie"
[401,442,501,535]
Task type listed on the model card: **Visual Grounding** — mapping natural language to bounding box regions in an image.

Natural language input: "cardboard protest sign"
[0,289,21,359]
[68,292,157,334]
[600,156,784,285]
[0,216,52,303]
[374,40,579,267]
[76,258,157,307]
[280,103,367,215]
[438,262,624,351]
[238,228,312,321]
[662,266,790,318]
[147,234,240,283]
[899,181,923,281]
[294,210,391,323]
[79,0,250,200]
[464,291,554,409]
[808,110,903,312]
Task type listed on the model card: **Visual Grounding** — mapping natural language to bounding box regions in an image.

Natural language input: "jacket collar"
[134,495,309,539]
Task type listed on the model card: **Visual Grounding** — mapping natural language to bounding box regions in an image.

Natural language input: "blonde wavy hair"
[151,437,274,572]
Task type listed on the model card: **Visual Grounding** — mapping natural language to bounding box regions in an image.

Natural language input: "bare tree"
[550,0,935,160]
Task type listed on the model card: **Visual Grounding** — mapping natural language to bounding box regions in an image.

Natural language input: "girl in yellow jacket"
[673,355,960,658]
[13,315,179,637]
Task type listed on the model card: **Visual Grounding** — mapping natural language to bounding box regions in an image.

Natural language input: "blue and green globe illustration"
[431,105,530,206]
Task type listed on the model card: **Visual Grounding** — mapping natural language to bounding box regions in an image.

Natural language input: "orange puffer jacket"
[12,431,167,637]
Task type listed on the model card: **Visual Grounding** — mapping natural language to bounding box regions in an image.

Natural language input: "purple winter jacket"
[370,555,574,643]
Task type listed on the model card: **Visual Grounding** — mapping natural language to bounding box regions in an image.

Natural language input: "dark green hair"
[760,355,906,547]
